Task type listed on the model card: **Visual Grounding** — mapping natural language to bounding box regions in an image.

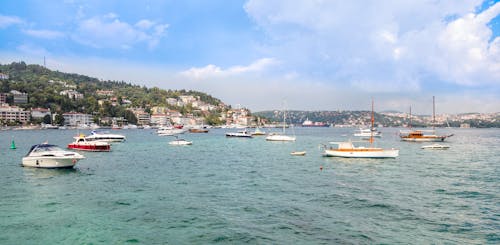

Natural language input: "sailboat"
[251,117,266,136]
[322,99,399,158]
[400,96,454,142]
[266,103,296,141]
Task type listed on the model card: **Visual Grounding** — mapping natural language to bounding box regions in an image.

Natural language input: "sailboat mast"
[409,106,412,129]
[370,98,374,144]
[432,96,435,131]
[283,109,286,134]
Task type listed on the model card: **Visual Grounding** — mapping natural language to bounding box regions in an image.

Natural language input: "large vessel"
[322,99,398,158]
[22,143,85,168]
[68,135,111,152]
[302,119,329,127]
[84,131,126,142]
[400,96,453,142]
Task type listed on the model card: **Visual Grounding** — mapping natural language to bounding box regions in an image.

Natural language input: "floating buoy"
[10,138,16,149]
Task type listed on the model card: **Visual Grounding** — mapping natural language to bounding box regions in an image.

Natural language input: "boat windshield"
[31,144,63,153]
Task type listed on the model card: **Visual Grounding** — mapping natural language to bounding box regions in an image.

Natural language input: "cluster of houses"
[0,84,253,127]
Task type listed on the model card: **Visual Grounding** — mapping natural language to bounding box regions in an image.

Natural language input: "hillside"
[0,62,227,124]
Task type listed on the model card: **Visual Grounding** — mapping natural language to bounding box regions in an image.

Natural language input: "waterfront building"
[150,114,170,126]
[62,112,93,126]
[31,108,51,119]
[0,105,30,123]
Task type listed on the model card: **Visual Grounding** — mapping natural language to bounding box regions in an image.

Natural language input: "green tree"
[42,114,52,124]
[54,114,65,126]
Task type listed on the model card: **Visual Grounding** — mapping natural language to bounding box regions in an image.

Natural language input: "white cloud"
[179,58,278,79]
[72,14,168,49]
[23,29,65,39]
[0,15,23,28]
[244,0,499,92]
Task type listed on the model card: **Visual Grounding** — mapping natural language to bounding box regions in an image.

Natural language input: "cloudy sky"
[1,0,499,114]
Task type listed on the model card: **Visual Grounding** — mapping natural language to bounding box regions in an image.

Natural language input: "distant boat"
[189,128,209,133]
[400,96,453,142]
[421,144,450,150]
[302,118,329,127]
[68,135,111,152]
[354,127,382,138]
[251,117,266,136]
[157,126,186,136]
[85,131,126,142]
[322,99,399,158]
[266,103,296,141]
[226,130,253,138]
[22,143,85,168]
[251,127,266,136]
[169,136,192,145]
[290,151,306,156]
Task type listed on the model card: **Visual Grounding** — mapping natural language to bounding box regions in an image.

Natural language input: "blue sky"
[1,0,499,114]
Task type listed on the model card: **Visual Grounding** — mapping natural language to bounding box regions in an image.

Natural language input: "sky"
[0,0,499,114]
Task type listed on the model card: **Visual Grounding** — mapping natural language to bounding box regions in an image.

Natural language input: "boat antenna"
[432,95,436,131]
[369,98,374,145]
[409,106,412,129]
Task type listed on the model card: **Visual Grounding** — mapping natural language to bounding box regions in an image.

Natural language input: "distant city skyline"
[1,0,499,114]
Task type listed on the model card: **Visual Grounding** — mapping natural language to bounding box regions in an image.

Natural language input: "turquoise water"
[0,128,498,244]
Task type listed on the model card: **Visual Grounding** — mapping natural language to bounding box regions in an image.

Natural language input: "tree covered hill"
[0,62,225,120]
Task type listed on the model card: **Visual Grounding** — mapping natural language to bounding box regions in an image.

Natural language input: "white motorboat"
[354,128,382,138]
[85,131,126,142]
[421,144,450,150]
[169,138,193,145]
[225,130,253,138]
[22,143,85,168]
[157,127,186,136]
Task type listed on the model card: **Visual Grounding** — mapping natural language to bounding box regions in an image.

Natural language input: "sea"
[0,127,498,244]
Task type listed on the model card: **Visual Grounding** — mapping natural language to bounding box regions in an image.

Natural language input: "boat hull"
[265,134,296,141]
[400,136,446,142]
[68,143,110,152]
[22,156,83,168]
[323,149,399,158]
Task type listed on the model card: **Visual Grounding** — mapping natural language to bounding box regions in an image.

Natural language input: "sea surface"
[0,127,498,244]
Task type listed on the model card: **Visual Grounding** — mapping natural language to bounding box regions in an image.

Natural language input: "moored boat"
[85,131,126,142]
[322,141,399,158]
[421,144,450,149]
[266,103,296,141]
[400,96,453,142]
[189,128,209,133]
[291,151,306,156]
[322,99,398,158]
[22,143,85,168]
[302,119,329,127]
[68,136,111,152]
[226,130,253,138]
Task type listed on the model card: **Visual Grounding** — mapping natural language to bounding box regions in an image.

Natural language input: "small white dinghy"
[168,136,192,146]
[421,144,450,150]
[290,151,306,156]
